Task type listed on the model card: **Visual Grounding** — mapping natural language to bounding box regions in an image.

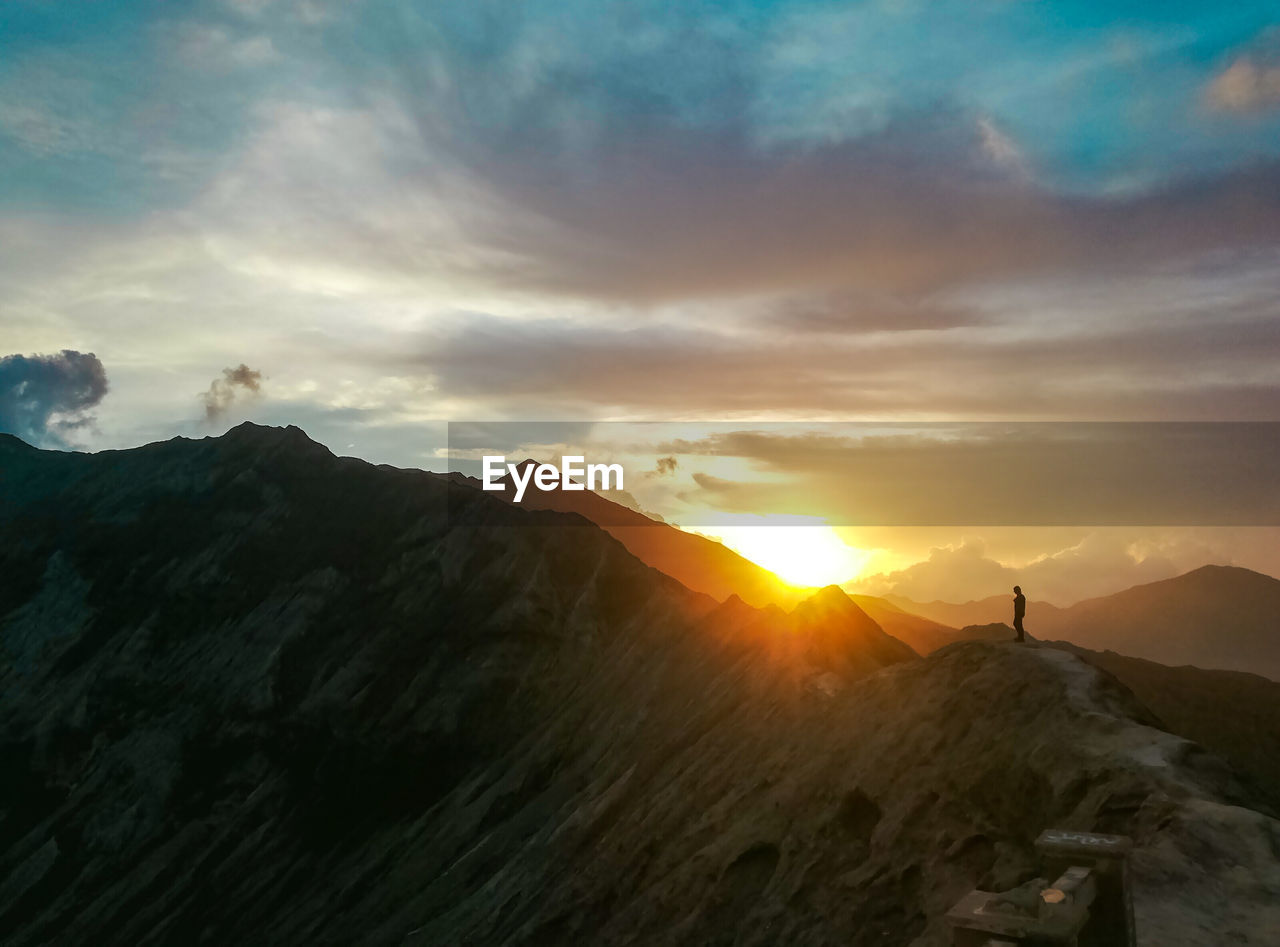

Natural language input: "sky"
[3,0,1280,601]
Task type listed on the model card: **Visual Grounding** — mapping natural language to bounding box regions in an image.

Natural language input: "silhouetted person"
[1012,585,1026,642]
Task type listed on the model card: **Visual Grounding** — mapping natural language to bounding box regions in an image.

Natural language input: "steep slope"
[849,595,972,655]
[476,463,969,649]
[1051,643,1280,811]
[860,605,1280,815]
[853,598,1019,656]
[398,640,1280,947]
[790,587,922,666]
[1036,566,1280,680]
[479,461,806,609]
[0,425,907,945]
[1,426,1278,946]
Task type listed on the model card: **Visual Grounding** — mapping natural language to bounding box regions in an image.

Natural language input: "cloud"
[3,2,1280,466]
[0,60,119,159]
[858,539,1013,603]
[1207,32,1280,113]
[446,421,597,453]
[202,364,263,422]
[656,423,1280,527]
[0,350,109,446]
[655,455,677,475]
[162,24,280,70]
[765,289,983,332]
[441,111,1280,301]
[977,115,1030,180]
[321,5,1280,303]
[682,471,767,506]
[853,535,1178,606]
[390,253,1280,419]
[168,5,1278,307]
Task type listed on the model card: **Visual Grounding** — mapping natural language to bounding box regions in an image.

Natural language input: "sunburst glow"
[691,517,873,588]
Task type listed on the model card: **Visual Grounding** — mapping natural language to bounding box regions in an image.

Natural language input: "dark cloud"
[675,471,792,517]
[655,455,677,475]
[0,350,108,446]
[202,364,263,422]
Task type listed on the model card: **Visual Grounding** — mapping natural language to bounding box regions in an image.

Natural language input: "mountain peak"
[1033,563,1280,680]
[214,421,333,459]
[221,420,311,441]
[788,584,919,668]
[794,584,858,613]
[815,583,852,602]
[0,431,38,452]
[1178,563,1276,584]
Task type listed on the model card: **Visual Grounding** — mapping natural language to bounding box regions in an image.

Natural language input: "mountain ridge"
[1034,565,1280,680]
[2,424,1279,944]
[886,565,1280,680]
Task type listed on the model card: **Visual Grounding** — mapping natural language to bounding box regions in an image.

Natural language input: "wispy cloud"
[2,0,1279,461]
[1206,29,1280,113]
[977,115,1030,180]
[852,534,1180,606]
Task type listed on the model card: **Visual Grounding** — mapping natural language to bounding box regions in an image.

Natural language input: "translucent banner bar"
[445,421,1280,526]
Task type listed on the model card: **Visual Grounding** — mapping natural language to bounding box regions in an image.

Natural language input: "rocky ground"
[1,424,1277,945]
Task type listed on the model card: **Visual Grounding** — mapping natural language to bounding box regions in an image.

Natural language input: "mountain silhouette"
[789,586,920,669]
[1,425,1278,945]
[1033,565,1280,680]
[888,566,1280,681]
[848,595,993,655]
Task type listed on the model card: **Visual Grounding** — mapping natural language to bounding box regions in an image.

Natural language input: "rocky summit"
[1,425,1278,945]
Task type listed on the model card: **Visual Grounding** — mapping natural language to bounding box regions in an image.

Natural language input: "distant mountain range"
[465,452,1280,802]
[2,424,1279,944]
[483,460,1280,682]
[882,593,1063,631]
[889,567,1280,681]
[1036,565,1280,680]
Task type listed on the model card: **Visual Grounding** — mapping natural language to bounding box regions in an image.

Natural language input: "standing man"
[1012,586,1026,643]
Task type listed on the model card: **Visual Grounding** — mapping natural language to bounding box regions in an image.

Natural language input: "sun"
[690,518,874,588]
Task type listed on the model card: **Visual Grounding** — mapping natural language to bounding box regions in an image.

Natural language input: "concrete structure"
[946,830,1136,947]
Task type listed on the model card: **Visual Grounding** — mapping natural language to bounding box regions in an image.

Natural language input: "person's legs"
[1014,617,1025,642]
